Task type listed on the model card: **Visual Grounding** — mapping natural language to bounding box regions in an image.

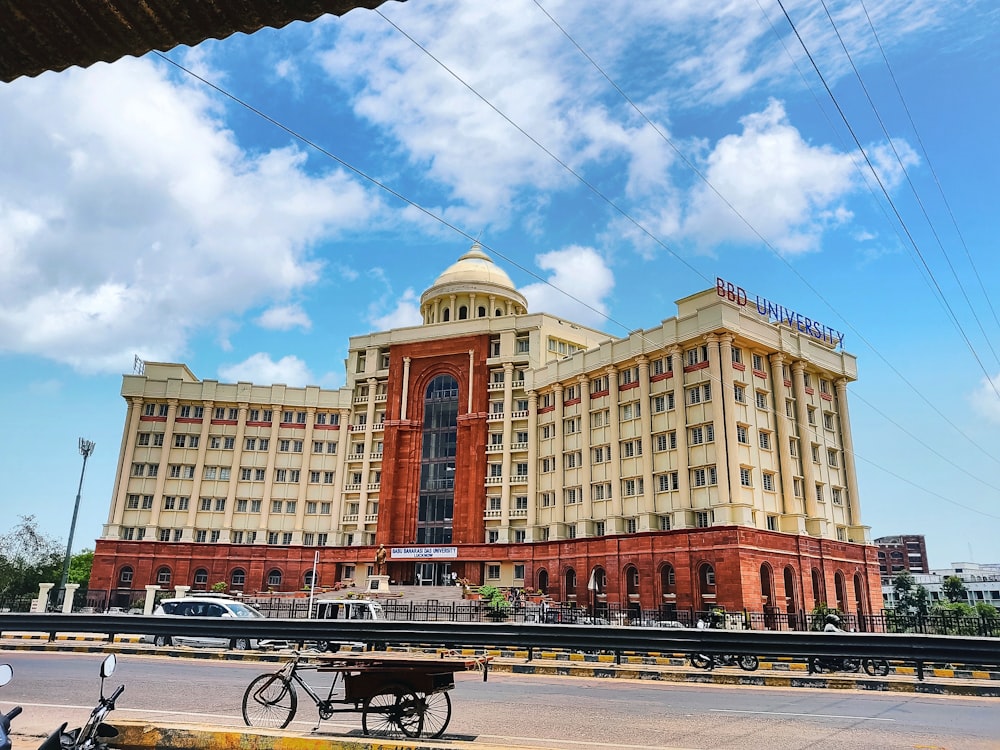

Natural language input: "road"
[0,651,996,749]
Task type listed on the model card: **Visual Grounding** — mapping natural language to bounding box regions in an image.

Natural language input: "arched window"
[478,306,487,318]
[783,566,797,612]
[565,568,577,596]
[625,565,640,596]
[537,569,549,594]
[230,568,246,590]
[267,569,283,588]
[117,566,134,587]
[834,571,847,612]
[193,568,208,587]
[759,563,774,606]
[811,568,824,604]
[660,563,676,594]
[443,308,450,322]
[458,306,468,320]
[156,566,171,586]
[495,308,503,317]
[304,570,315,587]
[699,563,716,588]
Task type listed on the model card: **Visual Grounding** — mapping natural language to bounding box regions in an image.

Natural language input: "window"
[279,439,290,452]
[310,471,320,483]
[621,402,640,420]
[245,438,257,451]
[590,411,604,428]
[836,527,847,542]
[487,564,501,579]
[752,353,765,371]
[816,484,825,503]
[566,526,577,539]
[689,424,713,445]
[731,347,743,364]
[324,471,334,484]
[132,463,145,477]
[514,530,526,543]
[158,528,171,542]
[254,469,265,481]
[153,433,164,446]
[515,496,528,509]
[541,457,554,473]
[326,442,337,454]
[565,452,580,468]
[204,467,217,480]
[285,501,297,513]
[807,407,816,425]
[209,436,221,449]
[564,417,580,434]
[156,567,171,585]
[832,487,844,505]
[759,431,772,450]
[623,478,643,496]
[763,472,775,492]
[198,497,210,511]
[293,440,303,452]
[289,469,300,483]
[236,499,248,512]
[736,424,748,444]
[824,412,835,430]
[259,438,269,451]
[541,492,554,507]
[734,384,746,403]
[620,366,639,385]
[214,498,225,511]
[652,395,666,413]
[766,515,778,531]
[688,386,702,405]
[565,487,578,504]
[654,434,667,452]
[695,511,711,528]
[793,477,803,497]
[516,337,529,353]
[827,449,839,467]
[194,530,207,543]
[489,463,503,478]
[275,469,287,482]
[756,391,768,409]
[591,375,609,394]
[658,472,679,492]
[789,438,798,457]
[811,444,820,463]
[740,467,752,487]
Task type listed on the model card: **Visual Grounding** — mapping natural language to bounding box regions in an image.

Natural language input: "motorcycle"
[808,655,889,677]
[689,653,759,671]
[0,664,21,750]
[39,654,125,750]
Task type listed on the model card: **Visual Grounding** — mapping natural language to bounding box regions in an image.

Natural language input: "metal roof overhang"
[0,0,400,83]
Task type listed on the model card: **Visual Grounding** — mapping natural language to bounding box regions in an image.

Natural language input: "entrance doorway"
[416,562,451,586]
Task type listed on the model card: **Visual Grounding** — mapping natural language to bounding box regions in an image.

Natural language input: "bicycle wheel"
[738,655,759,672]
[362,683,422,738]
[690,653,712,670]
[242,674,297,729]
[863,658,890,677]
[418,691,452,739]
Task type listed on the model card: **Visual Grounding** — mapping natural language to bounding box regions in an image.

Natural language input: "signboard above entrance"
[390,546,458,559]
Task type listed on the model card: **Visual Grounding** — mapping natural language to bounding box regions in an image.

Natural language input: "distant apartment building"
[881,562,1000,610]
[89,245,880,617]
[875,534,930,576]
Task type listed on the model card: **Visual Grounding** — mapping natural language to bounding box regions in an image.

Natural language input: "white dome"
[430,245,517,290]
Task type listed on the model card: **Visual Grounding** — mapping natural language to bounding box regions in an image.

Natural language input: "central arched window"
[418,375,458,544]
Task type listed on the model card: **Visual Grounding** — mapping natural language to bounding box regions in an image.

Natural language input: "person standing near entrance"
[416,571,422,586]
[450,571,458,587]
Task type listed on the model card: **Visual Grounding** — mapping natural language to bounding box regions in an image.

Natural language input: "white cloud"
[970,374,1000,425]
[681,99,858,254]
[521,246,614,328]
[370,288,423,331]
[218,353,314,387]
[0,58,381,373]
[256,304,312,331]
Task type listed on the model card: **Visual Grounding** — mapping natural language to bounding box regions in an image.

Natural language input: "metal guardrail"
[2,613,999,680]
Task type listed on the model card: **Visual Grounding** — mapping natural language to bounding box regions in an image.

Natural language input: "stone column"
[705,336,732,510]
[668,347,692,524]
[221,403,247,532]
[34,583,55,612]
[331,407,352,540]
[147,399,178,533]
[109,397,144,532]
[174,585,191,599]
[527,391,538,537]
[770,354,805,527]
[607,366,623,531]
[61,583,80,613]
[467,350,475,413]
[553,383,566,532]
[182,400,214,540]
[792,362,822,529]
[835,378,863,534]
[578,375,593,524]
[499,363,514,536]
[143,585,160,615]
[293,407,317,542]
[400,357,411,420]
[636,357,654,528]
[258,405,282,536]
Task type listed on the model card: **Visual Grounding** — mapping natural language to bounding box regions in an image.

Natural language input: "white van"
[311,598,385,651]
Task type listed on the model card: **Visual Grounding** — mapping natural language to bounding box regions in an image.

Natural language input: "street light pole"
[58,438,96,604]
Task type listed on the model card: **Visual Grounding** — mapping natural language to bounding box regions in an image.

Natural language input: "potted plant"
[477,585,511,621]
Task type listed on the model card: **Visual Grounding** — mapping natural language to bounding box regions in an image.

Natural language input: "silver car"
[145,596,269,650]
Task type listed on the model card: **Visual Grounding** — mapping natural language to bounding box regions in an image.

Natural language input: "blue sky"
[1,0,998,570]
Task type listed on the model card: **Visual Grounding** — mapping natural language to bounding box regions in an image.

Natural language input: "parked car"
[143,596,274,650]
[311,597,385,651]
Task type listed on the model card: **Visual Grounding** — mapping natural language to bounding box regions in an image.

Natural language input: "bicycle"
[242,651,467,739]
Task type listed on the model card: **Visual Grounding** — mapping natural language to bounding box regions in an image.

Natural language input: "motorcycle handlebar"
[108,684,125,704]
[3,707,22,723]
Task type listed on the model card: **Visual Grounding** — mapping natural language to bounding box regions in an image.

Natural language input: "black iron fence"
[14,588,1000,638]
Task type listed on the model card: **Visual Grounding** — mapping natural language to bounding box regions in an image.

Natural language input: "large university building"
[90,245,880,618]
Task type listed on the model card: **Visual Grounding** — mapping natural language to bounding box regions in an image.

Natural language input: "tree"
[942,575,968,604]
[892,571,930,617]
[67,549,94,587]
[0,516,63,596]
